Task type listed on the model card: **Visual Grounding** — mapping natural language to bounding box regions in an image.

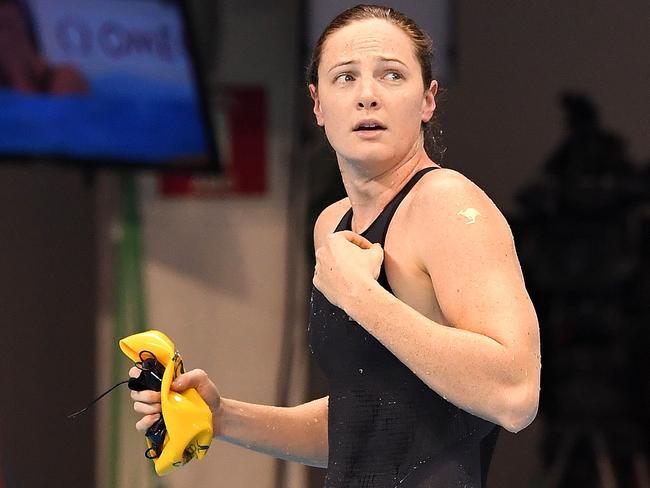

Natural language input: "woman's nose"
[357,80,379,109]
[358,99,378,109]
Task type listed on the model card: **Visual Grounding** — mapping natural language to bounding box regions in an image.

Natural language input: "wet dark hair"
[306,4,445,162]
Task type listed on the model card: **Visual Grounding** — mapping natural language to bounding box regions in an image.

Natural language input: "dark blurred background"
[1,1,648,487]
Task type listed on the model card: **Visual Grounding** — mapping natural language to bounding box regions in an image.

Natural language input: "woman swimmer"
[130,5,541,487]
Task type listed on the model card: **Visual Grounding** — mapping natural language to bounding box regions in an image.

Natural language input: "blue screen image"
[0,0,212,166]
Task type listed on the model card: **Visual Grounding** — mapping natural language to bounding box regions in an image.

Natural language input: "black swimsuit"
[308,167,499,487]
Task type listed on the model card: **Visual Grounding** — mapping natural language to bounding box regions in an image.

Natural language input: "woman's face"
[309,18,437,170]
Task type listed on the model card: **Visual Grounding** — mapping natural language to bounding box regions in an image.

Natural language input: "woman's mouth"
[353,121,387,137]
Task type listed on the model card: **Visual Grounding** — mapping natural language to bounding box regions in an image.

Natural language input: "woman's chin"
[336,147,398,168]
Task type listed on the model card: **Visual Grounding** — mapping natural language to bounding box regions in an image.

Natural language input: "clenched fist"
[313,231,384,311]
[130,367,222,436]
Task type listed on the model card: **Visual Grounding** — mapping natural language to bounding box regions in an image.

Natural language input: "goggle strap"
[67,379,130,419]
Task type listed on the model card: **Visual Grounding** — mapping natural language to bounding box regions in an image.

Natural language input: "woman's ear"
[421,80,438,123]
[309,84,325,126]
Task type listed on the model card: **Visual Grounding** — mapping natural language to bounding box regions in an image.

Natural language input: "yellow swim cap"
[120,330,213,475]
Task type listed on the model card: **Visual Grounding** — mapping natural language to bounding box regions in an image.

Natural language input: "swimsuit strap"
[335,166,439,247]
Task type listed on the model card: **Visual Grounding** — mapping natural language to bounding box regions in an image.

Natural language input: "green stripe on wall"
[108,175,164,488]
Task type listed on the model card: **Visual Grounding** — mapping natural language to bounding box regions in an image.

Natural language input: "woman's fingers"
[171,369,220,412]
[134,401,161,416]
[130,389,161,404]
[171,368,208,392]
[129,368,219,434]
[337,230,374,249]
[135,413,160,433]
[128,364,163,434]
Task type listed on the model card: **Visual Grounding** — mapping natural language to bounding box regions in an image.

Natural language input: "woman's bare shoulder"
[313,197,351,248]
[413,167,503,221]
[407,166,514,276]
[420,167,481,192]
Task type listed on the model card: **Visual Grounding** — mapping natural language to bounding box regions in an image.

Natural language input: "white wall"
[142,0,305,485]
[96,1,307,487]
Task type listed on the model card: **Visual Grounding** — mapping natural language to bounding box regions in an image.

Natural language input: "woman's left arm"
[313,170,541,433]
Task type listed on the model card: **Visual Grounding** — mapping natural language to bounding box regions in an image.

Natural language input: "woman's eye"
[385,71,403,81]
[335,73,354,83]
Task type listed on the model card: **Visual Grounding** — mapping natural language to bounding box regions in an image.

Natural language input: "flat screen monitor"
[0,0,219,170]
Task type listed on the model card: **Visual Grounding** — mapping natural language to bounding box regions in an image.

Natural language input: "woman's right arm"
[218,395,328,467]
[130,201,348,468]
[130,368,329,468]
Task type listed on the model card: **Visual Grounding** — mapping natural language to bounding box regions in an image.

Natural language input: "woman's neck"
[337,145,435,233]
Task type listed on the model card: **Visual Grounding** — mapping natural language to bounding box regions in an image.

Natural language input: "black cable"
[67,379,130,419]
